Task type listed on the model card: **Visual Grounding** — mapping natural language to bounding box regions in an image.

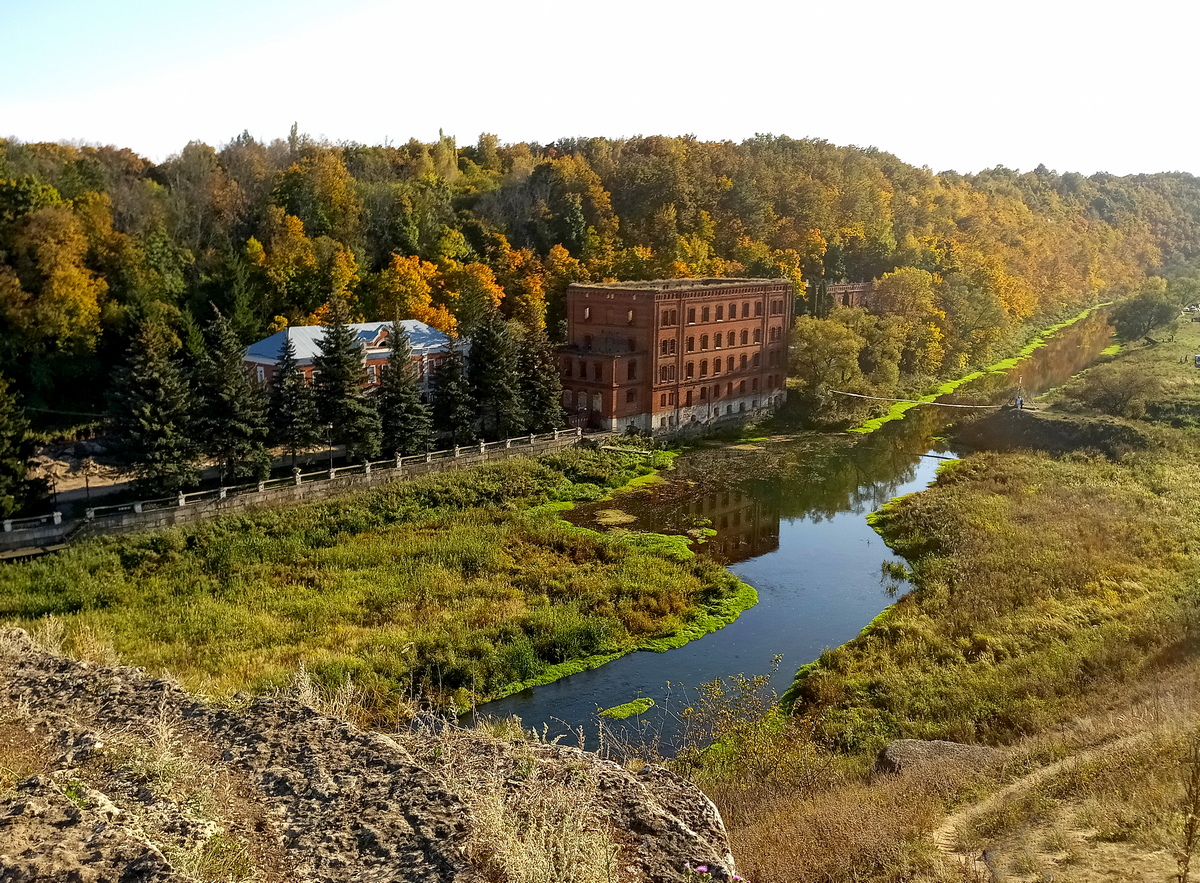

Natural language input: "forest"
[4,129,1200,496]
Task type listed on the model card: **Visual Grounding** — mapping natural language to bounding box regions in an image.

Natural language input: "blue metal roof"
[244,321,452,364]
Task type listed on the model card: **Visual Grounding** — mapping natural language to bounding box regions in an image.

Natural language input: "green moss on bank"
[599,697,656,719]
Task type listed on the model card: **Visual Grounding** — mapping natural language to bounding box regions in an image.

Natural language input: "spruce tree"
[517,327,565,433]
[312,298,382,462]
[431,342,477,446]
[108,322,199,495]
[467,313,525,441]
[268,332,320,468]
[378,321,433,456]
[196,308,271,484]
[0,372,39,518]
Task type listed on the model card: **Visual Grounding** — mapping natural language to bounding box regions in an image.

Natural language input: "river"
[473,308,1116,750]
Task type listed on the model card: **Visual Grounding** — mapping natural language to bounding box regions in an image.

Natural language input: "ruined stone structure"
[559,279,792,433]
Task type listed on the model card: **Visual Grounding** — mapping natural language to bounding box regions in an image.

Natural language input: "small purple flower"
[695,867,708,875]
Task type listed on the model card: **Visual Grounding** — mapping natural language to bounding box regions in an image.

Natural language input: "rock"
[875,738,998,774]
[0,629,735,882]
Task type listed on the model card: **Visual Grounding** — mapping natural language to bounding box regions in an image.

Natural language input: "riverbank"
[691,316,1200,882]
[0,446,755,722]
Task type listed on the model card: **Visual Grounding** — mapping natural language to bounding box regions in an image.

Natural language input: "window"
[687,336,695,353]
[592,362,602,380]
[256,365,265,383]
[700,386,707,400]
[660,417,668,428]
[660,366,669,382]
[687,308,696,324]
[583,334,593,350]
[685,390,692,406]
[726,356,734,373]
[367,365,377,384]
[700,359,708,377]
[752,353,760,368]
[742,302,750,318]
[627,309,635,324]
[669,340,676,355]
[579,360,586,377]
[577,391,587,410]
[727,332,736,347]
[752,378,759,391]
[627,338,636,352]
[771,299,783,315]
[668,365,677,381]
[754,301,763,317]
[565,360,573,378]
[700,334,708,350]
[563,389,573,406]
[753,328,762,344]
[728,302,737,318]
[661,393,668,407]
[583,306,591,321]
[668,392,676,405]
[686,362,695,379]
[593,393,602,411]
[740,329,749,345]
[627,388,637,403]
[713,359,721,375]
[660,340,668,356]
[713,384,720,398]
[714,334,722,349]
[727,382,733,397]
[739,380,747,394]
[740,354,748,370]
[716,305,724,321]
[627,360,637,380]
[701,306,710,322]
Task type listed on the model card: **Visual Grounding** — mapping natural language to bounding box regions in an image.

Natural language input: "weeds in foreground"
[1179,731,1200,883]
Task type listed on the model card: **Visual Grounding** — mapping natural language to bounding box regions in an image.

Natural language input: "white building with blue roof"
[243,321,460,393]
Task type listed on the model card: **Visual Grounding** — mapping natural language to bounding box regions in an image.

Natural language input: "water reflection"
[477,307,1115,748]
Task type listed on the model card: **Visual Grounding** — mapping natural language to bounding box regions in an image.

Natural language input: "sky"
[2,0,1198,176]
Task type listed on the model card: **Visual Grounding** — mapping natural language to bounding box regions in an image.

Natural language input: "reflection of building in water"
[681,487,780,564]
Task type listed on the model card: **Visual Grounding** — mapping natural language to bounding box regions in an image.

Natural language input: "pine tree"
[196,308,271,484]
[108,322,199,495]
[431,342,477,445]
[517,327,565,433]
[0,372,39,518]
[312,298,381,462]
[268,332,320,468]
[377,321,433,456]
[467,313,525,441]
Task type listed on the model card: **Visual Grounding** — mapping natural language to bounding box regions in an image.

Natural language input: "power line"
[25,407,106,418]
[828,390,1001,409]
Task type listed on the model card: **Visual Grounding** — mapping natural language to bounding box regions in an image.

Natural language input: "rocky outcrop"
[0,629,736,882]
[875,738,998,775]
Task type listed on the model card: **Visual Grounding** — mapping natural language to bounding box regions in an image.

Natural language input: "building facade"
[559,278,792,433]
[243,321,456,393]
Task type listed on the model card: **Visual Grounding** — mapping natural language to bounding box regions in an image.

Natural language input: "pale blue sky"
[3,0,1198,176]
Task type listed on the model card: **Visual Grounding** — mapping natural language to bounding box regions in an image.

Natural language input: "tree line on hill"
[4,129,1200,509]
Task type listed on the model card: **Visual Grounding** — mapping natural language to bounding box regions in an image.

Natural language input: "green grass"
[599,697,655,719]
[0,448,753,719]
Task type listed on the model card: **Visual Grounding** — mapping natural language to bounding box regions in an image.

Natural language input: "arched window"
[700,334,709,350]
[739,380,746,394]
[669,340,676,355]
[740,354,748,370]
[686,362,695,379]
[716,305,724,321]
[583,307,591,321]
[726,356,734,373]
[592,393,602,412]
[752,353,760,368]
[626,388,637,403]
[687,308,696,324]
[712,359,721,375]
[583,334,593,349]
[627,309,635,324]
[753,328,762,344]
[627,360,637,380]
[740,329,749,345]
[668,365,677,381]
[701,306,710,322]
[741,302,750,318]
[700,359,708,377]
[660,366,669,382]
[661,310,670,326]
[669,310,678,325]
[728,302,737,318]
[577,391,587,410]
[727,332,735,347]
[563,389,573,406]
[687,336,695,352]
[754,301,763,317]
[660,340,668,356]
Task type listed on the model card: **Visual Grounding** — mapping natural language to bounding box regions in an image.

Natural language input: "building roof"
[570,277,790,293]
[244,321,452,365]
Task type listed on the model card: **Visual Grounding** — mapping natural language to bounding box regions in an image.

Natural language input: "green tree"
[789,315,866,391]
[431,342,477,445]
[196,308,271,484]
[312,298,381,462]
[108,322,199,495]
[1111,283,1180,342]
[268,333,320,468]
[378,321,433,456]
[517,327,564,432]
[0,372,39,518]
[468,313,525,440]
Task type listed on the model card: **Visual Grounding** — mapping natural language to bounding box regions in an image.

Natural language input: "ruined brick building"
[559,278,792,433]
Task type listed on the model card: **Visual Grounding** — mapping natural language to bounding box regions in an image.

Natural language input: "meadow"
[0,447,752,721]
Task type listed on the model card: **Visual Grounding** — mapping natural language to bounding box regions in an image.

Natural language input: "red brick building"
[559,278,792,433]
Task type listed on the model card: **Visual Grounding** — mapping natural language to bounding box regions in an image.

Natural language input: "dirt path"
[932,732,1153,877]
